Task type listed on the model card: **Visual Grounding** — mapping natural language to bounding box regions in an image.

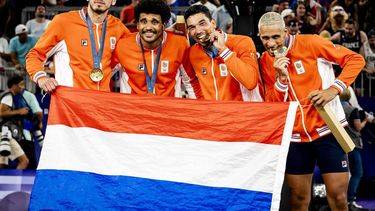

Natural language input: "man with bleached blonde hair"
[258,11,365,211]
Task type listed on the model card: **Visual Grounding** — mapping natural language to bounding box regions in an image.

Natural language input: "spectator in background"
[13,86,44,170]
[340,89,367,209]
[278,0,290,13]
[9,24,37,70]
[26,0,130,93]
[120,0,139,32]
[26,4,51,40]
[331,19,367,88]
[272,0,290,13]
[281,8,295,24]
[192,0,217,17]
[184,5,262,101]
[294,0,320,34]
[360,29,375,75]
[0,37,10,70]
[319,5,348,36]
[331,19,367,53]
[212,0,233,33]
[0,76,30,169]
[286,18,300,35]
[330,0,358,24]
[305,0,323,33]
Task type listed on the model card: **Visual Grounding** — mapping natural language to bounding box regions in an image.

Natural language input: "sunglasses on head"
[333,8,344,12]
[288,21,299,27]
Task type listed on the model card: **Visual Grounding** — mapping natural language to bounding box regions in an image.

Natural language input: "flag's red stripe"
[48,87,290,144]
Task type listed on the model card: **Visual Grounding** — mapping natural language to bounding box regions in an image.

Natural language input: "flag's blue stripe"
[30,170,272,211]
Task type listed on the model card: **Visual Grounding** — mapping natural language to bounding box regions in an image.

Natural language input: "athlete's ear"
[112,0,117,5]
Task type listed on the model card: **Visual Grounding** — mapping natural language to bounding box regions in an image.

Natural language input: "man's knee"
[327,186,348,209]
[289,187,311,209]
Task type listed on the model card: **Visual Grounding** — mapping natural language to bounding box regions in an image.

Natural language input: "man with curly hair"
[114,0,202,98]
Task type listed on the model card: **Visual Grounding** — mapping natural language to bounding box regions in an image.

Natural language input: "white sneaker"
[351,201,363,209]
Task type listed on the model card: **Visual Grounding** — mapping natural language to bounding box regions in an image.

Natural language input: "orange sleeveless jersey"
[26,8,130,92]
[114,32,202,98]
[189,34,263,101]
[260,34,365,142]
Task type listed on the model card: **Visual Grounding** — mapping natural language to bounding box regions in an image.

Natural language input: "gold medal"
[274,46,288,57]
[90,68,103,82]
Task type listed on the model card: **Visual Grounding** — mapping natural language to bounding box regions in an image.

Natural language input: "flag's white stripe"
[0,176,35,184]
[271,102,298,211]
[39,125,283,193]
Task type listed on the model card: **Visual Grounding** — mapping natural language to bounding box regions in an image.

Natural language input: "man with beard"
[26,4,51,40]
[258,12,365,211]
[114,0,202,98]
[331,19,367,53]
[183,5,262,101]
[26,0,130,92]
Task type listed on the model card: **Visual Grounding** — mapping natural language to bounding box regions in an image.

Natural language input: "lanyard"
[140,41,162,94]
[203,45,219,58]
[86,14,107,69]
[285,35,289,48]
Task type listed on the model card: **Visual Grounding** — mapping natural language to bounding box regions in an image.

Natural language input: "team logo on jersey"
[110,37,116,50]
[293,60,305,75]
[219,64,228,77]
[342,161,348,168]
[202,67,207,75]
[161,60,169,74]
[81,39,88,46]
[138,64,145,71]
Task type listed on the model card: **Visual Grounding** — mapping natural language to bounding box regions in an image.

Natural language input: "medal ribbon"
[86,14,107,69]
[140,41,162,94]
[203,46,219,58]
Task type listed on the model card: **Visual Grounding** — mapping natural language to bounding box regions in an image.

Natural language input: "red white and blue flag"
[30,87,297,210]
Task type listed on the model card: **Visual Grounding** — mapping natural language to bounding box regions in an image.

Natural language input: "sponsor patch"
[293,60,305,75]
[110,37,116,50]
[81,39,88,46]
[161,60,169,74]
[138,64,145,71]
[219,64,228,77]
[202,67,207,75]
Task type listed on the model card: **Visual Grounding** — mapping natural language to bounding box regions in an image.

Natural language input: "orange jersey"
[26,8,130,92]
[260,34,365,142]
[114,32,202,98]
[189,33,262,101]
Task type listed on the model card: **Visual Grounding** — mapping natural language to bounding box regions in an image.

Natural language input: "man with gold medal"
[26,0,130,92]
[258,12,365,211]
[114,0,202,98]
